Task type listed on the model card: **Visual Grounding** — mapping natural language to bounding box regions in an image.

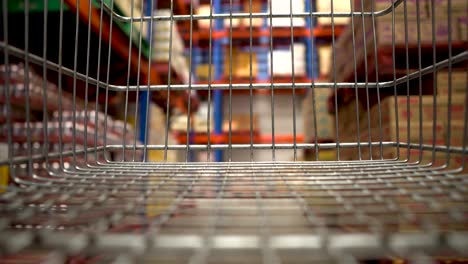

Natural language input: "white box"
[268,43,306,76]
[268,0,305,27]
[316,0,351,25]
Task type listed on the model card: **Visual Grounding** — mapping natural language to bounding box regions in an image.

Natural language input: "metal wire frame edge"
[96,0,404,22]
[2,142,467,166]
[1,42,466,91]
[0,230,467,256]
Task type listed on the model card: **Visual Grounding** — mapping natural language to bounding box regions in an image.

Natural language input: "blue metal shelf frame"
[138,0,154,160]
[188,0,320,162]
[213,0,224,162]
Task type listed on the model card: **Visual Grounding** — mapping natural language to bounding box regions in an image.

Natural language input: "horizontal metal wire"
[97,0,403,22]
[1,162,467,261]
[2,142,467,166]
[2,42,466,92]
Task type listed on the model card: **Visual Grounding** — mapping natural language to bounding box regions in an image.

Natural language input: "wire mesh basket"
[1,0,468,262]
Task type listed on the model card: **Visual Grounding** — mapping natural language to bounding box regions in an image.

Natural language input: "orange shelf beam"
[182,25,344,41]
[175,132,304,144]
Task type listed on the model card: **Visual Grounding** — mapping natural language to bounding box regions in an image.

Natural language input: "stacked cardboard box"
[375,0,467,44]
[336,70,466,162]
[333,15,375,82]
[153,10,189,83]
[303,88,335,142]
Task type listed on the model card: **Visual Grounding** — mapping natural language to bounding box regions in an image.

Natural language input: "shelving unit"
[1,0,194,162]
[174,0,344,161]
[329,0,468,161]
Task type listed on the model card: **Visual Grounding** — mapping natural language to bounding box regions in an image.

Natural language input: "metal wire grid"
[1,162,468,262]
[0,0,468,262]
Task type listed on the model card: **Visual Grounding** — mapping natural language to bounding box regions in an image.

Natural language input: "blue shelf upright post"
[304,0,319,80]
[138,0,154,160]
[257,2,269,81]
[213,0,224,162]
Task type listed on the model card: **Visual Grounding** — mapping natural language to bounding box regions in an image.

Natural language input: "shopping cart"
[1,0,468,262]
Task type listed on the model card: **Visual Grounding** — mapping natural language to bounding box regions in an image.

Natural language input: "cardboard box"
[223,114,259,131]
[224,48,258,78]
[196,64,215,80]
[446,121,467,147]
[269,0,305,27]
[241,1,263,27]
[437,70,467,95]
[318,45,332,77]
[303,88,335,141]
[268,43,306,76]
[316,0,351,25]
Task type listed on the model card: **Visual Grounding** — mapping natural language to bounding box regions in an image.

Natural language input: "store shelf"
[328,42,467,113]
[63,0,190,110]
[175,132,304,144]
[182,26,344,42]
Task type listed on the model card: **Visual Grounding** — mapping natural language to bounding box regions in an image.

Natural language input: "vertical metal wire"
[143,0,156,162]
[460,69,468,170]
[331,0,341,160]
[350,0,361,160]
[227,0,234,161]
[308,2,319,161]
[132,0,146,162]
[430,0,438,164]
[83,0,94,164]
[103,0,115,162]
[289,0,297,161]
[185,0,195,162]
[359,0,371,160]
[123,0,136,162]
[42,0,50,167]
[94,0,106,163]
[416,0,423,163]
[57,0,65,167]
[71,0,81,167]
[403,0,411,162]
[391,0,399,160]
[163,0,176,162]
[23,0,33,176]
[2,0,14,178]
[444,0,453,166]
[249,0,254,161]
[370,0,382,160]
[269,0,276,161]
[206,0,214,162]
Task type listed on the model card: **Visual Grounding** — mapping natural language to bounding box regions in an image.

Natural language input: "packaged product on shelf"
[318,45,332,78]
[195,64,214,80]
[225,48,258,78]
[222,113,259,132]
[269,0,305,27]
[316,0,351,25]
[268,43,306,76]
[241,1,263,27]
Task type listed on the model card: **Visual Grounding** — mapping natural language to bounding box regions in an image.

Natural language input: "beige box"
[316,0,351,25]
[196,64,215,80]
[241,1,263,27]
[303,88,335,142]
[437,70,467,95]
[224,48,258,78]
